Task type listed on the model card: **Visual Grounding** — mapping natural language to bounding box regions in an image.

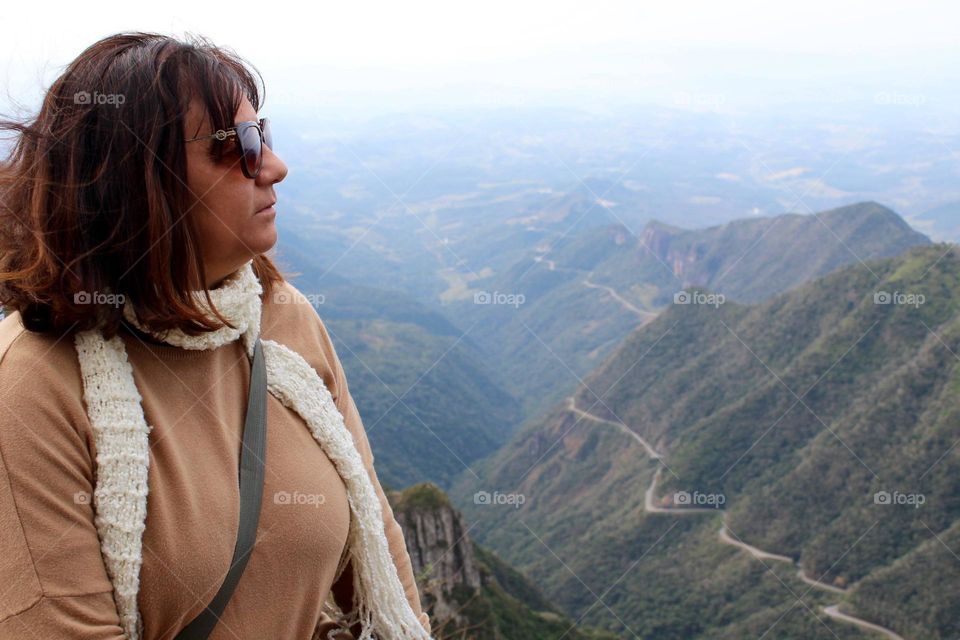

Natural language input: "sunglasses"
[184,117,273,179]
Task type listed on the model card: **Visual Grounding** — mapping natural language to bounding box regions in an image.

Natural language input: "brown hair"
[0,31,287,340]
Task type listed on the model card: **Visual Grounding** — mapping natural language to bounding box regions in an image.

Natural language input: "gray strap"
[175,336,268,639]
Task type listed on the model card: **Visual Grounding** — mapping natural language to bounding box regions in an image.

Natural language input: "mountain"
[278,247,521,490]
[629,200,929,303]
[450,242,958,639]
[448,201,930,418]
[389,482,618,640]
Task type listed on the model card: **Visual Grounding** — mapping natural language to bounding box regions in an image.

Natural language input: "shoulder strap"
[175,336,268,639]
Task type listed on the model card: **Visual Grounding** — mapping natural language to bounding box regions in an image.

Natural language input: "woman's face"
[183,96,288,288]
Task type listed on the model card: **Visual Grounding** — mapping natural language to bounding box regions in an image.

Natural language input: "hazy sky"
[2,1,958,116]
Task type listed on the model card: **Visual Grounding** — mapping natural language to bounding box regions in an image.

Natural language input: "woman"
[0,32,433,640]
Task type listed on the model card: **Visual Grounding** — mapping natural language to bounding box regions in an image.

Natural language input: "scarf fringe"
[261,339,431,639]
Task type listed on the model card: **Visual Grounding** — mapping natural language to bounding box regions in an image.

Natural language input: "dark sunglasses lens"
[238,124,262,177]
[261,118,273,151]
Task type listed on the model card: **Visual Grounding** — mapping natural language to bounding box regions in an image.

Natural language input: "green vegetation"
[451,243,958,638]
[449,201,930,420]
[451,544,621,640]
[328,314,520,490]
[393,482,453,512]
[390,484,620,640]
[847,520,960,638]
[283,245,522,491]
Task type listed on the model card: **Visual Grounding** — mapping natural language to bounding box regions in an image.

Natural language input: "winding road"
[822,606,905,640]
[533,251,656,322]
[566,397,661,460]
[582,276,654,320]
[567,395,907,640]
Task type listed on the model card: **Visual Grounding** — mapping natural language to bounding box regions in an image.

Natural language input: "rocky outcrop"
[387,482,619,640]
[637,220,707,287]
[390,483,482,627]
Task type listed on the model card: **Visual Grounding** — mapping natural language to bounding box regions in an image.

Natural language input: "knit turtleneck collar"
[121,260,263,355]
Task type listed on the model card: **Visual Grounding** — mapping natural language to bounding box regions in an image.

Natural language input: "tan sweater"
[0,280,431,639]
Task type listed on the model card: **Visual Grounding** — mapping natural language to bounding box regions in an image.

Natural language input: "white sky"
[2,0,958,115]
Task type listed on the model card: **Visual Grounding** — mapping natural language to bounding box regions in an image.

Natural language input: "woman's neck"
[121,259,263,352]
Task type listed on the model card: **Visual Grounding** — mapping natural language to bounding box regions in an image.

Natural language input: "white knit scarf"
[72,260,432,640]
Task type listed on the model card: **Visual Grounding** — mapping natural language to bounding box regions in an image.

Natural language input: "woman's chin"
[245,224,278,254]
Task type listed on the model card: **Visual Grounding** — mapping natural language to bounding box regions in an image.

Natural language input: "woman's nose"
[258,144,288,185]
